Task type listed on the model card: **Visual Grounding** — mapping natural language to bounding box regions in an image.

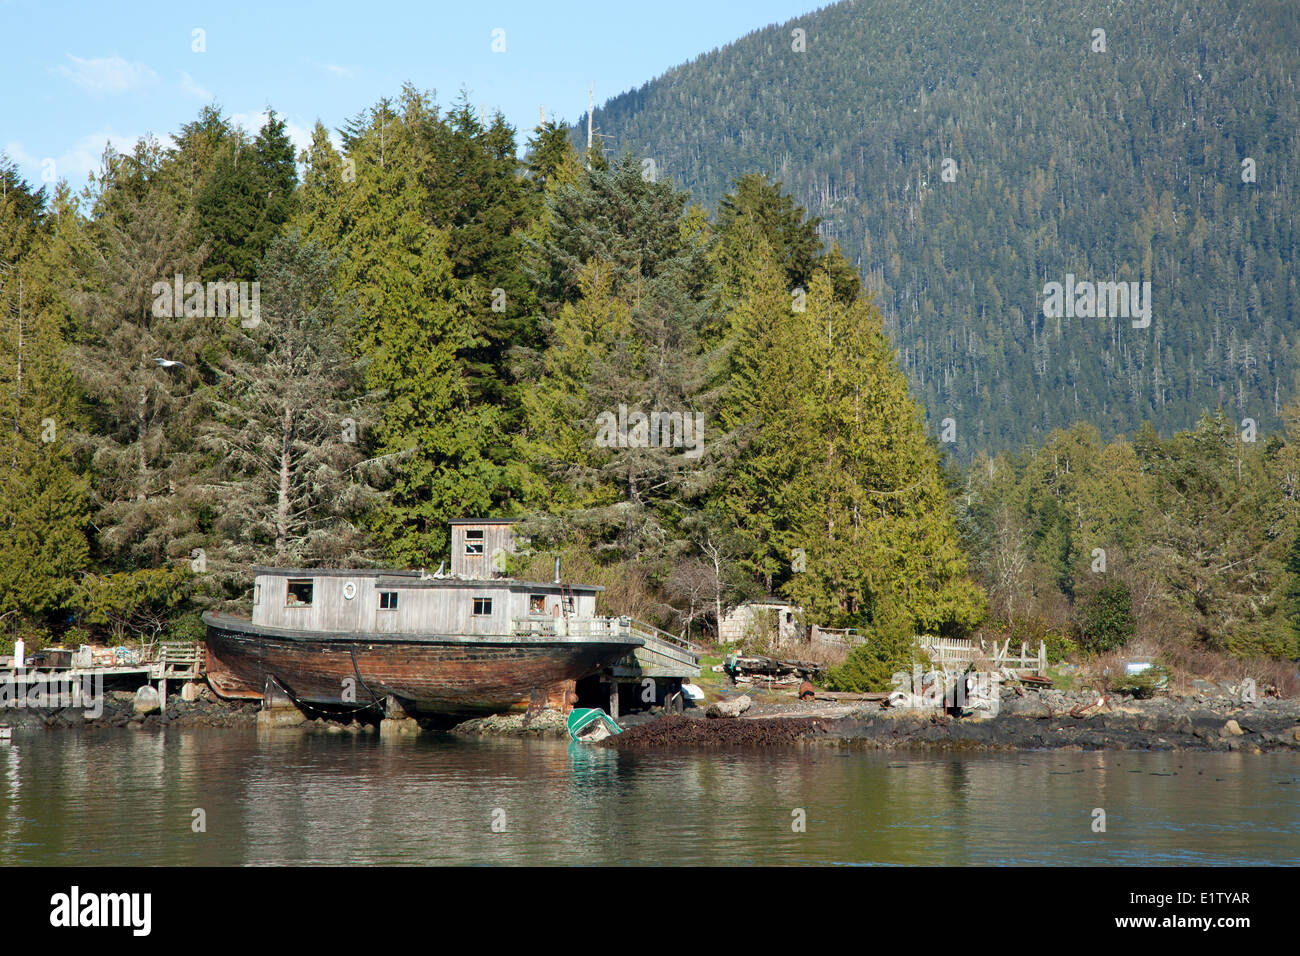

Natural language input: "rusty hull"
[203,612,640,716]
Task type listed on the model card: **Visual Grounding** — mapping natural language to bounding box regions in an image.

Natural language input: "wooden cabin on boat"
[251,568,598,635]
[449,518,520,578]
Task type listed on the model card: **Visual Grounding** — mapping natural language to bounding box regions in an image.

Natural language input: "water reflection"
[0,728,1296,866]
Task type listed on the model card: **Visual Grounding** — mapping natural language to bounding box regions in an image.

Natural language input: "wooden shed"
[449,518,520,578]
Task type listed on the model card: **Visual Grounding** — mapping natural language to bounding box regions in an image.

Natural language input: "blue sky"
[1,0,828,189]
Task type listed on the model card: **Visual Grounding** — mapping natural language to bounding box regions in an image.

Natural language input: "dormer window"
[465,529,484,555]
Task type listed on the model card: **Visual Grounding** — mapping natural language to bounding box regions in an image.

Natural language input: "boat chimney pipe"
[554,556,561,584]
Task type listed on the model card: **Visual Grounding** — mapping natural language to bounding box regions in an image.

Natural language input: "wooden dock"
[3,641,205,703]
[600,619,702,718]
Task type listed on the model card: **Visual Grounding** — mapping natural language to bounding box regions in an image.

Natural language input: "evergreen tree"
[715,173,859,304]
[196,110,298,281]
[199,231,381,587]
[710,239,819,593]
[324,92,505,563]
[784,273,984,634]
[0,177,90,631]
[72,139,208,569]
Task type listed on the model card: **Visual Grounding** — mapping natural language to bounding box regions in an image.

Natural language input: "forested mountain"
[585,0,1300,458]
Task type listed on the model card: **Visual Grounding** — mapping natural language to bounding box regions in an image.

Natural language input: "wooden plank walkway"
[3,641,206,702]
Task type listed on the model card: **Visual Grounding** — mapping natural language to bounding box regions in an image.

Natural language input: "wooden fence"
[918,635,1046,676]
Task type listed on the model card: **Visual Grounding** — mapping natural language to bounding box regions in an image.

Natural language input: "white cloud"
[5,130,144,187]
[322,63,358,79]
[180,71,213,101]
[55,54,158,95]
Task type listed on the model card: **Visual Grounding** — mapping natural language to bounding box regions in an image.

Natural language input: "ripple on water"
[0,729,1297,865]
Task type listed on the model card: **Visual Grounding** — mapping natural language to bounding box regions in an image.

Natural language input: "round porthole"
[343,581,357,600]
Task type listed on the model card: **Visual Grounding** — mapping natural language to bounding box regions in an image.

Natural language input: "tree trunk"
[276,401,292,562]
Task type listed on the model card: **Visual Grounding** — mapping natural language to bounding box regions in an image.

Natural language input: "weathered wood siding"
[450,521,518,577]
[251,571,596,635]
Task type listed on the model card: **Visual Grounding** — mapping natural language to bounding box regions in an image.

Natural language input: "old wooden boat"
[203,520,644,717]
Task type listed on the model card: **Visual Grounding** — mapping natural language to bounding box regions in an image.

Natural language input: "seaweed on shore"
[598,715,826,748]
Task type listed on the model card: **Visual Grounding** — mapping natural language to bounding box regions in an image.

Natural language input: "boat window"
[465,529,484,555]
[286,579,313,607]
[473,597,493,616]
[529,594,545,614]
[254,584,262,605]
[379,591,399,610]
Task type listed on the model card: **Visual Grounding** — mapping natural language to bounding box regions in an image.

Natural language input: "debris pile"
[720,654,823,688]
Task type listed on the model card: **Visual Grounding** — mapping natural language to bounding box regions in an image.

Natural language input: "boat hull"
[203,613,640,716]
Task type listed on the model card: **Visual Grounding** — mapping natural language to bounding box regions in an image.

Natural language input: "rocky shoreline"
[4,683,1299,752]
[1,688,260,730]
[601,687,1300,752]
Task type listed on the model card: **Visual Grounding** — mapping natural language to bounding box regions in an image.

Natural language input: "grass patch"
[1047,664,1077,691]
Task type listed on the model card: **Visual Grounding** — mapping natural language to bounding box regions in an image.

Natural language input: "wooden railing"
[512,615,699,654]
[157,641,204,677]
[627,618,700,653]
[916,635,1046,675]
[810,625,865,646]
[984,638,1047,674]
[917,636,978,668]
[512,616,633,640]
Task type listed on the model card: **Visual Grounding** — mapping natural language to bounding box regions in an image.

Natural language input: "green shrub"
[75,567,193,644]
[825,603,927,692]
[741,607,779,656]
[63,627,92,648]
[1,622,52,659]
[1044,631,1079,663]
[1075,580,1136,654]
[168,610,206,643]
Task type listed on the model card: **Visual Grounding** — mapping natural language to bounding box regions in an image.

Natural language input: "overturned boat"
[203,520,645,717]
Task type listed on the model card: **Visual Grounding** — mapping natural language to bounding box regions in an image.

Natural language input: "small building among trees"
[719,599,803,645]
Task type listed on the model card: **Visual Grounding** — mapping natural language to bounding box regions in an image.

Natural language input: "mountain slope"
[585,0,1300,458]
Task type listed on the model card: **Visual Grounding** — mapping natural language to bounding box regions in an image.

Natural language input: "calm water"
[1,728,1297,865]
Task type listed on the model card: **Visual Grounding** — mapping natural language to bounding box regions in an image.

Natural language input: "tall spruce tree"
[198,231,381,587]
[0,175,90,632]
[710,239,819,594]
[73,140,208,569]
[316,91,505,563]
[734,269,984,633]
